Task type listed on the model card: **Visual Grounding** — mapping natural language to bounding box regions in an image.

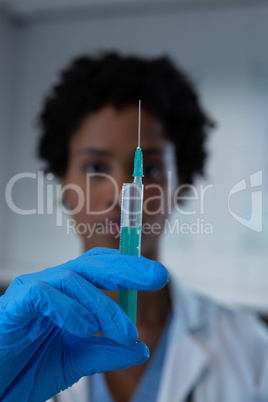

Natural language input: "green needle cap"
[132,147,144,177]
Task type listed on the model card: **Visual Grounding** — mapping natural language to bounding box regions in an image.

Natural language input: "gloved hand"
[0,247,168,402]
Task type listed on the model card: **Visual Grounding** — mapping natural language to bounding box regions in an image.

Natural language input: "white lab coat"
[50,277,268,402]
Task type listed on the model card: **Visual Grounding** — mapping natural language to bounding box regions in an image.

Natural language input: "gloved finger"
[28,336,149,402]
[68,247,169,290]
[64,334,150,379]
[17,248,169,291]
[24,247,168,291]
[46,271,138,344]
[4,278,138,344]
[3,281,100,339]
[18,248,168,291]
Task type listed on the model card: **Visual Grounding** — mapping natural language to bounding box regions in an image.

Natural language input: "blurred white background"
[0,0,267,312]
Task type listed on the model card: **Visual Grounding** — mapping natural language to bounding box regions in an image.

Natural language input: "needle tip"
[138,100,141,148]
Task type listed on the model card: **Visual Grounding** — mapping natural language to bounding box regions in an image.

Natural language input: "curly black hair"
[38,52,214,185]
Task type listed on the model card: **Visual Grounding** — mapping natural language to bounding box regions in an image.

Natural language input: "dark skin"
[62,106,179,401]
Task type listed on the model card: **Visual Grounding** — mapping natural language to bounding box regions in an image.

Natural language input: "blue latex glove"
[0,247,168,401]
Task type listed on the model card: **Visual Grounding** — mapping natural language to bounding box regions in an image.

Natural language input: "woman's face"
[62,105,178,257]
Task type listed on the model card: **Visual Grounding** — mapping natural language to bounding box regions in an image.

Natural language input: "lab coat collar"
[168,273,218,333]
[157,276,214,402]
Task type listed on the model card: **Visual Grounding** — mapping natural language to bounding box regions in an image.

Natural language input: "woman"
[1,53,268,402]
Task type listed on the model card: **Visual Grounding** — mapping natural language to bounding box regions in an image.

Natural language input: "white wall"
[1,4,268,311]
[0,11,17,270]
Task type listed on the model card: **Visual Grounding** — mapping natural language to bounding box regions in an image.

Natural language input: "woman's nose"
[105,168,131,209]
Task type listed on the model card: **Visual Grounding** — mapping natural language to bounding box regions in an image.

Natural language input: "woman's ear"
[172,175,187,208]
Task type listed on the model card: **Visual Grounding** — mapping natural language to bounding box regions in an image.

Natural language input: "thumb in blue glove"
[0,247,169,401]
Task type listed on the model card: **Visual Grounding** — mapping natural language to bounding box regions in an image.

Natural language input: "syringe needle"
[138,99,141,148]
[118,99,144,325]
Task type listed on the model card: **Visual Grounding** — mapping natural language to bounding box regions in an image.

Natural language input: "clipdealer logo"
[5,170,263,234]
[228,170,262,232]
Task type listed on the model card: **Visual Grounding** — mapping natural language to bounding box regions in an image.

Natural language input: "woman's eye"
[82,162,109,175]
[143,165,164,181]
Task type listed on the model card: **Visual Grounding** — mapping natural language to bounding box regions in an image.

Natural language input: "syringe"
[118,100,144,324]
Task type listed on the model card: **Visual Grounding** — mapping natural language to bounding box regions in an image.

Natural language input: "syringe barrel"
[120,180,144,229]
[119,179,144,324]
